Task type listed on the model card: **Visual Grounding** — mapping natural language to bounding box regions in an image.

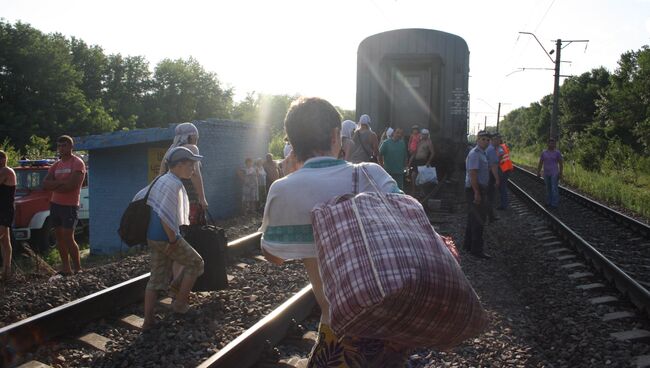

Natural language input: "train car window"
[406,76,420,88]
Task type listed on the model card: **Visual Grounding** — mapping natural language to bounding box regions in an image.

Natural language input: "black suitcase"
[183,224,228,291]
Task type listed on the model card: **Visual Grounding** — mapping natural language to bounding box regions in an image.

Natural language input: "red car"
[12,159,89,252]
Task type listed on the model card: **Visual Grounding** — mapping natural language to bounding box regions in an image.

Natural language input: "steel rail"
[514,166,650,236]
[508,179,650,317]
[197,285,316,368]
[0,232,263,365]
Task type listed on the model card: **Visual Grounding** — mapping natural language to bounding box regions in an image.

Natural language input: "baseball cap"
[167,146,203,164]
[477,130,491,138]
[421,128,430,135]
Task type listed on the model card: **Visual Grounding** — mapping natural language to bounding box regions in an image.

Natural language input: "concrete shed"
[75,119,268,255]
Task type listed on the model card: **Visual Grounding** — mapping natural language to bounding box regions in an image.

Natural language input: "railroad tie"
[254,255,267,262]
[568,271,594,279]
[556,254,577,261]
[576,283,605,290]
[588,296,619,305]
[77,332,112,352]
[119,314,144,330]
[611,330,650,343]
[602,311,635,322]
[547,248,571,255]
[16,361,52,368]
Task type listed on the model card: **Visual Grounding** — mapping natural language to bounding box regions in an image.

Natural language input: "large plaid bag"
[311,166,488,349]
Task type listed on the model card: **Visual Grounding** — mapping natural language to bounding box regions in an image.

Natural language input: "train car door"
[390,66,432,132]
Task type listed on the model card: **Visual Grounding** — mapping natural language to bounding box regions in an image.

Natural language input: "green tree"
[104,54,152,129]
[0,21,117,145]
[559,67,611,136]
[596,46,650,153]
[23,135,55,159]
[141,57,233,127]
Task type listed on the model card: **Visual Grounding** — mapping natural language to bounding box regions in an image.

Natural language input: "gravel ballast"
[411,195,649,367]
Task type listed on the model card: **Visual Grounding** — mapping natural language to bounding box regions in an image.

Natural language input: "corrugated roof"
[74,127,174,150]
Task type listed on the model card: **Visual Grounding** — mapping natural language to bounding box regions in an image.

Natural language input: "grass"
[512,150,650,221]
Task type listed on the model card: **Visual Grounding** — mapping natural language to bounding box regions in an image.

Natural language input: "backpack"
[118,176,163,246]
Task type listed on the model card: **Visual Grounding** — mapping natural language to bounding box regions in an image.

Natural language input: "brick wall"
[88,120,267,255]
[195,120,269,221]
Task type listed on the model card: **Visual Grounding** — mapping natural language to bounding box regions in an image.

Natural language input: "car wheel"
[32,217,56,253]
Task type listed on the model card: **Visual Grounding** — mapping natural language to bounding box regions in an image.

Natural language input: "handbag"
[311,165,488,349]
[117,175,163,247]
[416,165,438,186]
[183,210,229,291]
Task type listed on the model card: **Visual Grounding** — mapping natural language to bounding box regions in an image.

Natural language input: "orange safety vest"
[499,143,514,172]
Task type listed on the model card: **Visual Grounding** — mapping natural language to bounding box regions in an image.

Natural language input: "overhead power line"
[516,32,589,141]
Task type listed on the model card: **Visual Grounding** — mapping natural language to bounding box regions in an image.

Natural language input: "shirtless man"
[0,151,16,280]
[407,128,435,194]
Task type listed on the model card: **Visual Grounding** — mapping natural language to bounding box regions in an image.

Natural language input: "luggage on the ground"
[118,176,163,247]
[311,165,488,349]
[183,219,228,291]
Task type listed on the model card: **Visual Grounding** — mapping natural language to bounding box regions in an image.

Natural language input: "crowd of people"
[0,98,567,367]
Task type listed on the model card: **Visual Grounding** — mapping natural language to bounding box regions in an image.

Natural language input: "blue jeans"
[544,175,559,207]
[498,170,510,209]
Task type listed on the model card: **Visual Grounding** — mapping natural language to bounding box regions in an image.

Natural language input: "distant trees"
[0,21,234,148]
[499,45,650,174]
[0,20,355,156]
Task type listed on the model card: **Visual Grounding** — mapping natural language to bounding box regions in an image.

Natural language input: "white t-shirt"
[259,156,399,260]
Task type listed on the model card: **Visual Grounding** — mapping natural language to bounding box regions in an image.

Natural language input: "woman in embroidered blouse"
[259,97,405,367]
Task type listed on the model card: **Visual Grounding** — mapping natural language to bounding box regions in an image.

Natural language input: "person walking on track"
[348,114,378,163]
[259,97,406,367]
[493,133,513,210]
[463,131,492,259]
[537,137,563,209]
[138,146,205,330]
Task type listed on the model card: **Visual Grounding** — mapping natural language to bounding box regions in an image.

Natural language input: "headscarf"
[421,128,430,135]
[161,122,199,172]
[341,120,357,139]
[358,114,371,127]
[170,122,199,150]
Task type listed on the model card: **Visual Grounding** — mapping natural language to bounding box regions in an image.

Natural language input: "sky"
[2,0,650,133]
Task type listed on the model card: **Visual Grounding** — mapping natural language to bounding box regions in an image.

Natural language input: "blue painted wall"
[82,120,268,255]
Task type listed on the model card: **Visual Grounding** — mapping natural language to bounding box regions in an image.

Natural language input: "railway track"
[0,232,315,368]
[508,166,650,317]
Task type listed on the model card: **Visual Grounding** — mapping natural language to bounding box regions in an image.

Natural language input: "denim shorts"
[50,202,79,229]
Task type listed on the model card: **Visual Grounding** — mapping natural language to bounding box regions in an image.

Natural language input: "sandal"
[168,284,180,299]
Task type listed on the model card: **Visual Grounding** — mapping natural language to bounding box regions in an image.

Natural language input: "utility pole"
[484,116,487,131]
[550,39,561,140]
[517,32,588,141]
[496,102,502,133]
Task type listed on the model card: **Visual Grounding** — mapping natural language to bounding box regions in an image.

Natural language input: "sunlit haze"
[2,0,649,133]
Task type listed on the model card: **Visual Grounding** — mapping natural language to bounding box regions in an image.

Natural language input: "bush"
[571,133,607,171]
[0,138,20,167]
[268,133,285,160]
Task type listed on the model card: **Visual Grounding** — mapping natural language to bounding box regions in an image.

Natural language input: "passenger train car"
[356,28,470,176]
